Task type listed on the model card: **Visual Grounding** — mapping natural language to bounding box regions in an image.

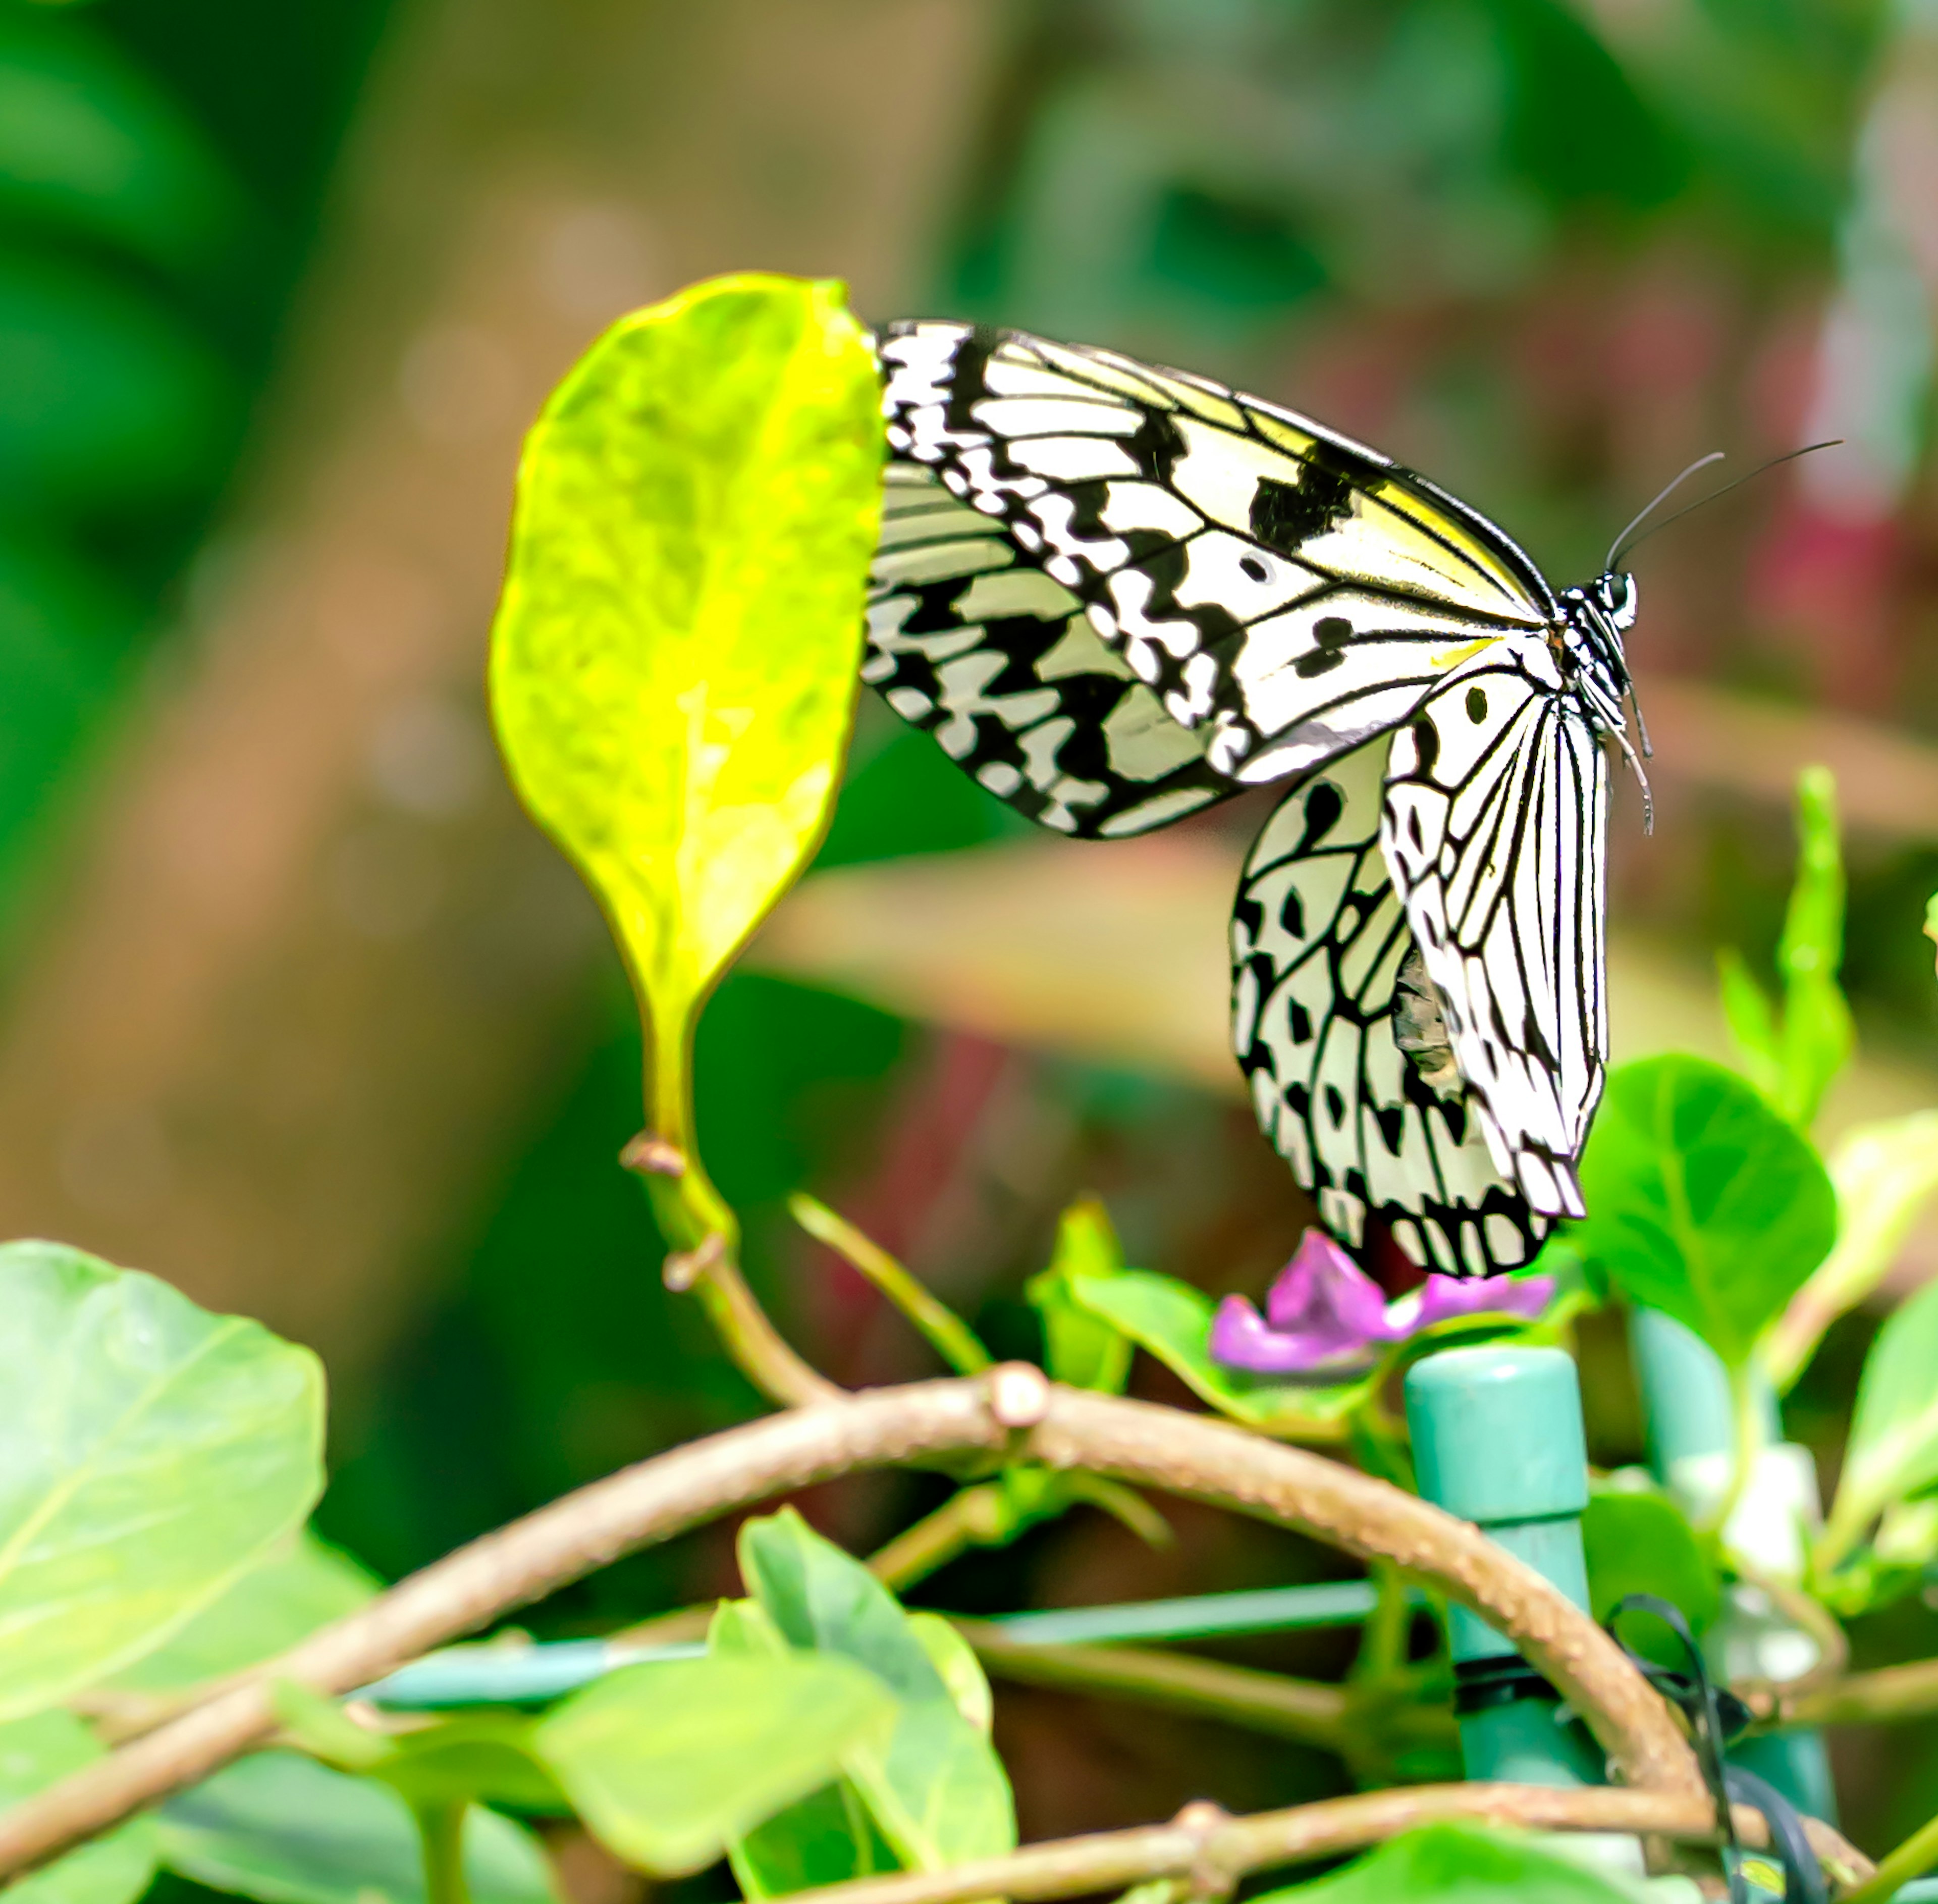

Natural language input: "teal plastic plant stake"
[1628,1307,1838,1824]
[1404,1347,1602,1789]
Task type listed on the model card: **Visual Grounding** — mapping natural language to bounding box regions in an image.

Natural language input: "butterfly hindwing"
[1380,657,1609,1220]
[1231,738,1548,1276]
[877,320,1557,791]
[866,461,1236,837]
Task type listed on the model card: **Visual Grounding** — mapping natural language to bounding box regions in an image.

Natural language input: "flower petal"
[1208,1295,1382,1377]
[1410,1273,1556,1331]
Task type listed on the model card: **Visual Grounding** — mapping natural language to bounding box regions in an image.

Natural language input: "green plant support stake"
[1405,1346,1604,1789]
[1627,1306,1839,1824]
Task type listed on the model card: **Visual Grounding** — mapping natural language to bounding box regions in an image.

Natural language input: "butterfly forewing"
[1231,741,1548,1276]
[876,320,1557,792]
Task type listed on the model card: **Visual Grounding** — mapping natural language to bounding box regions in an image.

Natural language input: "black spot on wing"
[946,327,1000,433]
[1298,779,1345,849]
[1125,406,1187,484]
[1249,461,1353,555]
[1411,716,1440,777]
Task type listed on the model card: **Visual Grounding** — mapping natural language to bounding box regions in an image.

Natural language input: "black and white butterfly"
[863,320,1645,1279]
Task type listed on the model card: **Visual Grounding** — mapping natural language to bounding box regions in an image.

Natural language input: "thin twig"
[1789,1657,1938,1728]
[688,1251,843,1408]
[1729,1560,1850,1718]
[868,1483,1010,1591]
[958,1621,1368,1754]
[0,1374,1700,1878]
[773,1785,1874,1904]
[789,1193,992,1374]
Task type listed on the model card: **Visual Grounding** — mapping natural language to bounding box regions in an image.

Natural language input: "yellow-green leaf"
[489,272,882,1149]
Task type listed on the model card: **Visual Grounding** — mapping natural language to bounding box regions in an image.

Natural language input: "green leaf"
[1577,1056,1836,1367]
[1027,1199,1133,1394]
[108,1530,378,1690]
[1824,1277,1938,1558]
[159,1752,555,1904]
[708,1599,897,1898]
[489,272,882,1174]
[738,1508,1015,1870]
[375,1716,567,1814]
[1066,1268,1371,1437]
[1762,1110,1938,1393]
[1716,947,1781,1102]
[270,1681,392,1773]
[1773,765,1852,1126]
[532,1654,894,1878]
[904,1613,993,1734]
[1251,1821,1657,1904]
[1717,766,1853,1130]
[0,1241,325,1718]
[0,1711,157,1904]
[1582,1486,1719,1633]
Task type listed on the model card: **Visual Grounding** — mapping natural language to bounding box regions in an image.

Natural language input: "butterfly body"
[865,319,1641,1278]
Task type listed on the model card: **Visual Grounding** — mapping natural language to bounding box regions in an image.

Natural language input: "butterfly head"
[1560,570,1653,830]
[1594,569,1639,632]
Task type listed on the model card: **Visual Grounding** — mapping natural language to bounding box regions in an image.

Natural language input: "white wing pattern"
[1381,657,1608,1223]
[864,319,1631,1277]
[1233,738,1546,1278]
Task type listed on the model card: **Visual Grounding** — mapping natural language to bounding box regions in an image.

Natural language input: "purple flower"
[1208,1229,1554,1379]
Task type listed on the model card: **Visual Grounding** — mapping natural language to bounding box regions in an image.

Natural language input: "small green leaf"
[904,1613,993,1735]
[739,1508,1016,1870]
[1717,766,1853,1130]
[490,273,882,1175]
[1027,1199,1133,1394]
[159,1752,555,1904]
[1824,1277,1938,1559]
[108,1530,378,1690]
[1773,766,1852,1127]
[1762,1110,1938,1393]
[270,1681,392,1773]
[1716,947,1781,1101]
[708,1599,897,1898]
[1577,1056,1836,1367]
[0,1711,157,1904]
[1582,1486,1719,1633]
[374,1716,567,1814]
[1250,1821,1654,1904]
[533,1654,894,1878]
[0,1241,325,1718]
[1066,1268,1370,1437]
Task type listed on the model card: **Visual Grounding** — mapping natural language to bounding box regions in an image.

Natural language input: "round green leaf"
[159,1752,555,1904]
[107,1530,377,1691]
[1582,1488,1719,1634]
[490,273,882,1067]
[1250,1821,1653,1903]
[1578,1055,1836,1367]
[533,1653,895,1878]
[0,1240,325,1717]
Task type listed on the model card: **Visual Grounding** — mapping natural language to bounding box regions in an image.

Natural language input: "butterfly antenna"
[1608,441,1844,571]
[1605,452,1725,573]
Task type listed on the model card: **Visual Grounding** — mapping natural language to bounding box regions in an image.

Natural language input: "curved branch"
[771,1786,1874,1904]
[1790,1657,1938,1728]
[0,1371,1697,1878]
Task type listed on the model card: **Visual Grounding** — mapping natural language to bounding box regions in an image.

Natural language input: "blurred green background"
[4,0,1938,1878]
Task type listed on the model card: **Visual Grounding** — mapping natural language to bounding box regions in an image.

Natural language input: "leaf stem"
[1701,1362,1762,1543]
[1840,1804,1938,1904]
[790,1194,992,1374]
[414,1802,472,1904]
[868,1484,1009,1591]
